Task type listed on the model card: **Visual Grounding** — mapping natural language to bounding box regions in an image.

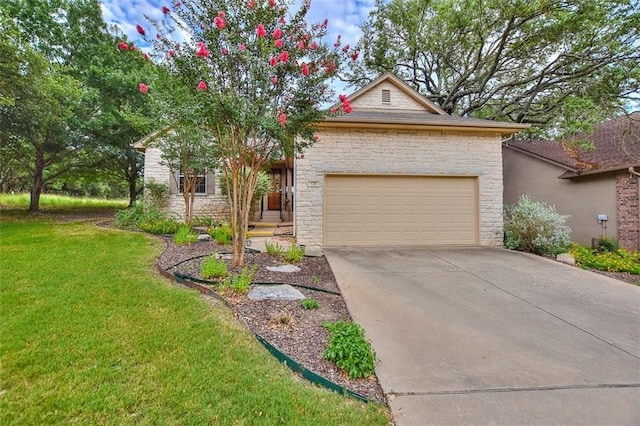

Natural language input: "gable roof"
[504,112,640,178]
[322,73,529,135]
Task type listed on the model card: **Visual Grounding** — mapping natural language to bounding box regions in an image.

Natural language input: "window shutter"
[206,172,215,194]
[169,170,179,194]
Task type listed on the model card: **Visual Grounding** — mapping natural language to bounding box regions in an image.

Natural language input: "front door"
[267,169,281,210]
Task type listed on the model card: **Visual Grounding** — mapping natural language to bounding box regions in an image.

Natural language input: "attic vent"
[381,89,391,104]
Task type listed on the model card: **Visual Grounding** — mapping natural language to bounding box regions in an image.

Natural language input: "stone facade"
[143,147,229,221]
[616,173,640,251]
[294,127,504,247]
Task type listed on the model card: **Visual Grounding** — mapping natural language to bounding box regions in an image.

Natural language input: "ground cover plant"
[0,219,389,424]
[323,321,377,379]
[173,224,199,245]
[569,243,640,275]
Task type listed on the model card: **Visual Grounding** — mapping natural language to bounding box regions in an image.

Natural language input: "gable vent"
[382,89,391,104]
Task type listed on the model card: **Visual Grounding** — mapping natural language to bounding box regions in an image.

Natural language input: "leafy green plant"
[597,236,618,253]
[569,244,640,274]
[209,225,233,245]
[114,201,146,229]
[192,216,220,227]
[221,264,258,294]
[173,225,199,245]
[311,275,321,284]
[265,240,285,257]
[504,194,571,256]
[139,217,181,234]
[200,256,228,279]
[300,298,319,310]
[323,321,376,379]
[284,243,305,264]
[144,181,170,209]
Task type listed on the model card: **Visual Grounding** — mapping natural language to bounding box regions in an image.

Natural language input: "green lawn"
[0,220,389,424]
[0,193,128,210]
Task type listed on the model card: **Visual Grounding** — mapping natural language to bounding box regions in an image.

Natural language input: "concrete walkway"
[324,247,640,425]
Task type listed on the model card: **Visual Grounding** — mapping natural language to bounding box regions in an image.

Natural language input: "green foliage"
[201,256,228,279]
[597,237,619,253]
[504,195,571,256]
[221,264,258,294]
[209,225,233,245]
[114,201,180,234]
[139,217,181,235]
[569,244,640,275]
[323,321,376,379]
[311,275,321,284]
[0,194,127,210]
[192,216,220,227]
[145,181,170,209]
[114,202,146,229]
[173,225,198,245]
[300,298,319,310]
[284,244,305,264]
[265,240,285,257]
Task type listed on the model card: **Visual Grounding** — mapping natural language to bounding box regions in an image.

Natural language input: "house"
[503,112,640,251]
[136,73,529,247]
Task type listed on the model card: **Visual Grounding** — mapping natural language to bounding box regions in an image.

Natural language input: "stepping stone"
[248,284,305,301]
[197,234,212,241]
[266,265,301,273]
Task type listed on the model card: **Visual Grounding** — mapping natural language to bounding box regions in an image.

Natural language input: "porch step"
[252,222,279,228]
[248,230,275,237]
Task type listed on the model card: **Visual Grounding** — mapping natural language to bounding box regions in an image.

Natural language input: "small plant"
[569,244,640,274]
[300,298,319,310]
[200,255,228,279]
[269,311,294,329]
[173,225,199,245]
[192,216,219,227]
[284,243,305,264]
[140,217,180,234]
[596,236,618,252]
[311,275,321,284]
[209,225,233,245]
[265,240,285,257]
[504,194,571,256]
[221,264,258,294]
[114,201,146,229]
[323,321,376,379]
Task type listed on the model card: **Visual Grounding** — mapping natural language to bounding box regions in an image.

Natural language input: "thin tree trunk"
[128,176,138,207]
[29,149,45,213]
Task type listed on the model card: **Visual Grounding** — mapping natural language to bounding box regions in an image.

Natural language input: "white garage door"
[324,175,479,246]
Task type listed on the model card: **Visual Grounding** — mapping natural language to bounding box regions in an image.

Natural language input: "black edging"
[162,269,372,403]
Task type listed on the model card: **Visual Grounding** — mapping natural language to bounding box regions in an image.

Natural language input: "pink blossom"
[143,52,150,60]
[214,16,225,29]
[278,50,289,63]
[275,38,284,48]
[296,40,305,49]
[313,135,319,141]
[239,44,246,52]
[129,45,137,51]
[280,16,286,24]
[339,94,347,102]
[269,0,276,8]
[139,83,149,93]
[321,19,328,29]
[257,24,267,38]
[344,105,353,113]
[330,107,337,114]
[221,48,228,55]
[197,80,208,91]
[269,57,277,66]
[162,5,170,13]
[248,0,255,8]
[136,24,146,36]
[168,49,176,57]
[271,76,278,84]
[301,62,309,76]
[218,11,226,17]
[278,113,286,126]
[272,28,282,39]
[342,44,350,53]
[351,51,359,61]
[309,42,318,50]
[118,41,128,50]
[334,35,341,48]
[324,62,335,73]
[196,42,209,57]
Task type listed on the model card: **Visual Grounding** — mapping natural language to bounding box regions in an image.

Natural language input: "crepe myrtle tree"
[134,0,356,266]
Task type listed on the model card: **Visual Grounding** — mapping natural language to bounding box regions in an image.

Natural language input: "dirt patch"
[158,237,385,402]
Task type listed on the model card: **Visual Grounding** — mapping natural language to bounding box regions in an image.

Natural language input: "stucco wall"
[143,147,228,221]
[503,147,618,246]
[295,127,504,247]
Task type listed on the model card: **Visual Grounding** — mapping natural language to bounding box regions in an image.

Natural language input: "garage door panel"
[324,175,478,246]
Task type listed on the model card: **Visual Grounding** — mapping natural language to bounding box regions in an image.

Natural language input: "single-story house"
[136,73,529,248]
[503,112,640,251]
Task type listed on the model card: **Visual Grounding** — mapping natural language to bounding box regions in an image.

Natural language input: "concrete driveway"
[324,247,640,425]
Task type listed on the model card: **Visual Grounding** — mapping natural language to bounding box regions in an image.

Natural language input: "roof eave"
[503,143,578,172]
[559,163,640,179]
[321,117,530,135]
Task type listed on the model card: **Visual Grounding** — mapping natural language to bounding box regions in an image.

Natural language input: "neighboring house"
[136,73,528,248]
[503,112,640,251]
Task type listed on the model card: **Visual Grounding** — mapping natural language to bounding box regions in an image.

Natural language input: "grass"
[0,219,389,425]
[0,193,128,210]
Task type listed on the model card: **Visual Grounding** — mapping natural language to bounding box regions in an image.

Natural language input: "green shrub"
[209,225,233,245]
[504,194,571,256]
[201,256,228,279]
[114,202,180,234]
[284,243,305,264]
[597,236,618,252]
[265,240,285,257]
[221,264,258,294]
[569,244,640,274]
[173,225,199,245]
[300,298,319,310]
[139,217,180,235]
[114,202,145,229]
[323,321,376,379]
[144,181,169,209]
[192,216,220,227]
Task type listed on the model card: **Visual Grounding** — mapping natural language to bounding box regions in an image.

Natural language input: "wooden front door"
[267,170,281,210]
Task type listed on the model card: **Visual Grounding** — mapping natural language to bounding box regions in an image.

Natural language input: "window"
[179,173,206,194]
[382,89,391,104]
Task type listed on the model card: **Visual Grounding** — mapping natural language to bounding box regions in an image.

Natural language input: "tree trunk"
[128,176,138,207]
[29,149,46,213]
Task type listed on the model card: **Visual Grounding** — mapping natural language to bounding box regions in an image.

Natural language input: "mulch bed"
[157,237,386,403]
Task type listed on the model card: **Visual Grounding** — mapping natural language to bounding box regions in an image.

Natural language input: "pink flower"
[321,19,328,29]
[334,35,341,48]
[143,52,150,60]
[118,41,128,50]
[313,135,319,141]
[278,113,286,126]
[301,62,309,76]
[197,80,208,91]
[324,62,335,73]
[214,16,225,29]
[239,44,246,52]
[351,51,359,61]
[309,42,318,50]
[139,83,149,93]
[330,107,337,114]
[344,105,353,113]
[248,0,255,8]
[296,40,305,49]
[162,6,170,13]
[168,49,176,57]
[218,11,226,17]
[271,76,278,84]
[136,24,146,36]
[257,24,266,38]
[278,50,289,63]
[280,16,286,24]
[221,48,228,55]
[269,0,276,8]
[269,57,277,67]
[129,45,136,51]
[339,94,347,102]
[272,28,282,39]
[342,44,350,52]
[275,38,284,48]
[196,42,209,57]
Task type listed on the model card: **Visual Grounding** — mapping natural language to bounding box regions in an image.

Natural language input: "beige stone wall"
[143,147,229,222]
[295,127,504,247]
[351,81,430,112]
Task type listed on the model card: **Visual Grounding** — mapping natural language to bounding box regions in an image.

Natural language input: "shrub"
[114,202,180,234]
[139,217,180,235]
[569,244,640,274]
[284,243,305,264]
[114,202,146,229]
[144,181,169,209]
[173,225,199,245]
[265,240,285,257]
[300,298,319,310]
[323,321,376,379]
[221,264,258,294]
[209,225,233,245]
[192,216,220,227]
[201,256,228,279]
[504,194,571,255]
[596,236,618,252]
